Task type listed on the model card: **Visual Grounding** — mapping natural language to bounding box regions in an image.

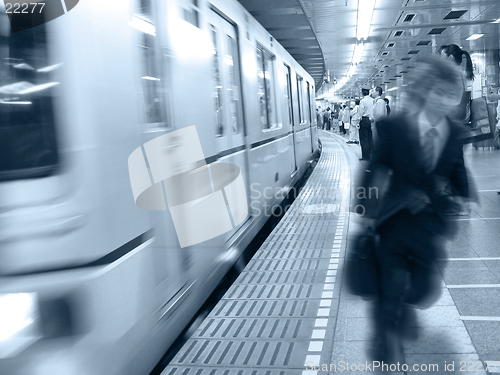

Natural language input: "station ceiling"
[239,0,500,98]
[238,0,326,88]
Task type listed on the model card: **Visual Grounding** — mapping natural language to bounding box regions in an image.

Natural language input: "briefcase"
[459,97,494,144]
[344,231,379,299]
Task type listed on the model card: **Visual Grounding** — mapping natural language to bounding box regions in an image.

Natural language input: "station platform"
[161,130,500,375]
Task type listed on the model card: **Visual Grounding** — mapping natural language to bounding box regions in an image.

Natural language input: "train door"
[285,64,298,173]
[208,9,246,161]
[306,81,314,153]
[132,0,187,309]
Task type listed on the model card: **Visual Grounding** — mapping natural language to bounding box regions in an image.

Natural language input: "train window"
[284,65,293,126]
[296,75,304,123]
[226,35,241,134]
[0,11,60,180]
[132,0,167,125]
[306,81,312,123]
[210,25,224,137]
[182,0,200,28]
[256,46,278,131]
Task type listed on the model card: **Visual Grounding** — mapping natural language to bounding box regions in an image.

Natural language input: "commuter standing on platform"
[338,105,344,134]
[439,44,475,216]
[341,104,350,135]
[323,107,331,130]
[358,88,374,161]
[384,98,391,116]
[353,56,474,363]
[371,86,387,121]
[347,99,360,144]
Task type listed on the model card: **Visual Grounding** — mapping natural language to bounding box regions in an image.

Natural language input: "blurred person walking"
[358,88,374,161]
[352,56,475,363]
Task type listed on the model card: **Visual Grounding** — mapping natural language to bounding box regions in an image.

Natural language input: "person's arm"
[487,93,500,102]
[351,119,393,225]
[373,99,385,122]
[369,101,376,122]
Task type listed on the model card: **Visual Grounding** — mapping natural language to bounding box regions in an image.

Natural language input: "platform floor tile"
[164,134,350,374]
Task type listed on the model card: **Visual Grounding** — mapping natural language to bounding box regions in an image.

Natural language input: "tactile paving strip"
[163,134,349,374]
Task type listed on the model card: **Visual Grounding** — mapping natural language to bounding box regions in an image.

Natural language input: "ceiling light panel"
[443,10,468,20]
[428,28,446,35]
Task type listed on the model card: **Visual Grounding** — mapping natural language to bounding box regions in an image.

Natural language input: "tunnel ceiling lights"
[356,0,375,41]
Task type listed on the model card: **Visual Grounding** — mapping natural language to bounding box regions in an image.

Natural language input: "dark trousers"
[359,117,372,160]
[373,209,446,336]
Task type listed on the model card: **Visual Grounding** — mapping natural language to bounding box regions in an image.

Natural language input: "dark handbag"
[459,97,494,143]
[344,230,379,299]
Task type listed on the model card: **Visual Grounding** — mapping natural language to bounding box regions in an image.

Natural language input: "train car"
[0,0,318,374]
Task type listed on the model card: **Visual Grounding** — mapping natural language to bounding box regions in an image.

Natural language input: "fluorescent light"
[353,42,365,64]
[347,64,356,77]
[18,82,60,94]
[0,100,32,105]
[129,15,156,36]
[37,63,63,73]
[142,76,161,81]
[466,34,484,41]
[356,0,376,40]
[387,87,398,91]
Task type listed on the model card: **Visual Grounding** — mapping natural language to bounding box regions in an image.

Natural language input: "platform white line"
[485,361,500,373]
[308,341,324,352]
[460,316,500,321]
[312,329,326,339]
[320,299,332,307]
[447,284,500,288]
[442,257,500,261]
[304,355,321,366]
[314,319,328,327]
[451,217,500,221]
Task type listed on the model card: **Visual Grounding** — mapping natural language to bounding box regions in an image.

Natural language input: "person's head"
[439,44,475,81]
[327,107,330,111]
[383,97,390,105]
[355,99,360,105]
[342,104,346,109]
[371,86,383,98]
[361,88,370,96]
[405,55,463,118]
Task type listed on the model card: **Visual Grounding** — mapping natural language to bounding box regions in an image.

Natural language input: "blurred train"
[0,0,318,374]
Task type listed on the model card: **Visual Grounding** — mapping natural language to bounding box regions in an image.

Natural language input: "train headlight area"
[0,293,40,358]
[0,0,500,374]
